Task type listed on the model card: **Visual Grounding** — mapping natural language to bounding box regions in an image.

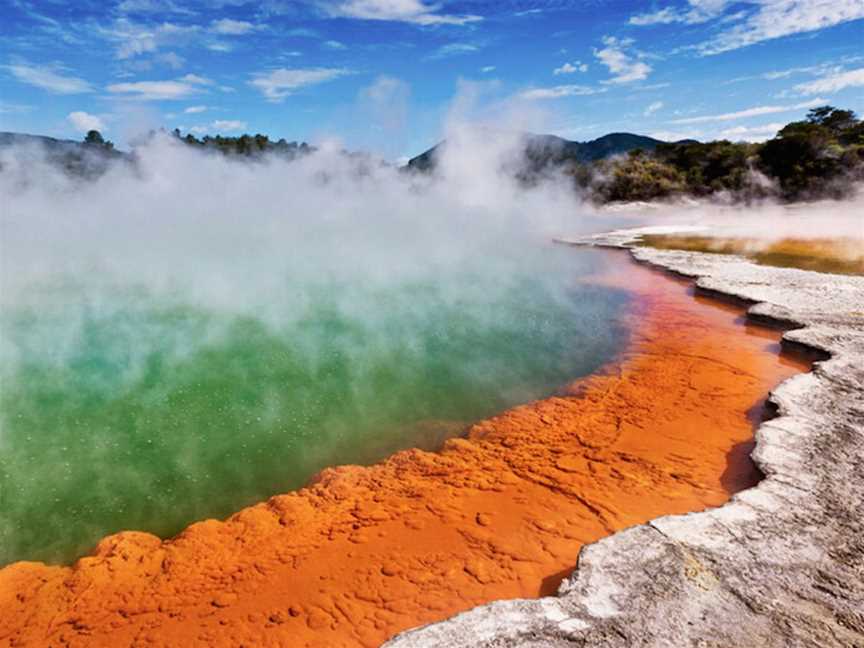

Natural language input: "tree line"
[77,105,863,204]
[81,128,316,159]
[571,106,864,203]
[169,129,315,158]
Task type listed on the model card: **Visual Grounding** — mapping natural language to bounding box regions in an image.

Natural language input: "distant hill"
[5,103,860,204]
[406,131,678,172]
[1,132,80,149]
[578,133,671,161]
[0,131,128,178]
[0,132,128,154]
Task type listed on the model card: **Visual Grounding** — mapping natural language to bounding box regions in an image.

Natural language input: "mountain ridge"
[406,131,690,172]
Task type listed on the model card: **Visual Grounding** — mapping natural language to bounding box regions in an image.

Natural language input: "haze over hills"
[1,132,86,149]
[1,129,672,166]
[3,104,862,204]
[0,128,676,184]
[0,131,128,179]
[406,132,684,172]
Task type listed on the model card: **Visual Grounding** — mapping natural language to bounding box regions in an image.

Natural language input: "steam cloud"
[0,118,626,565]
[0,130,596,318]
[602,195,864,260]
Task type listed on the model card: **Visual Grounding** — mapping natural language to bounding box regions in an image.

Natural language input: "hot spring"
[0,135,629,565]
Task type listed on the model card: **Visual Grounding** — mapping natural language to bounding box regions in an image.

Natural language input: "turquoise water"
[0,248,628,565]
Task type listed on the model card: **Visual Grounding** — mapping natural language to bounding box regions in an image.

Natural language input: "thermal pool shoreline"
[386,230,864,648]
[0,246,821,648]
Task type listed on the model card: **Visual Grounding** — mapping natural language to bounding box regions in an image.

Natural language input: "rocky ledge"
[386,228,864,647]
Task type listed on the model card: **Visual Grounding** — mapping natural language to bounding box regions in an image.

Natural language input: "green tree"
[806,106,857,133]
[595,156,685,202]
[758,120,841,198]
[83,130,114,150]
[84,130,104,145]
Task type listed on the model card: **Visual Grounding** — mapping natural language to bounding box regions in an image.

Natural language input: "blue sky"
[2,0,863,157]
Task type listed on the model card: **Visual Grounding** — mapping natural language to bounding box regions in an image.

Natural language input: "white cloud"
[212,119,247,131]
[630,1,864,55]
[649,129,702,141]
[735,2,861,54]
[323,39,347,50]
[594,36,652,84]
[5,63,93,94]
[207,42,233,52]
[320,0,482,25]
[99,19,201,59]
[107,79,203,101]
[630,7,687,25]
[357,75,410,137]
[179,73,213,85]
[554,61,588,75]
[761,63,840,80]
[156,52,186,69]
[481,65,496,73]
[117,0,195,14]
[636,82,672,90]
[671,99,827,124]
[210,18,257,35]
[795,67,864,94]
[644,100,664,116]
[717,122,784,141]
[426,43,480,60]
[704,1,864,54]
[184,105,208,113]
[630,0,730,26]
[188,119,248,134]
[67,111,106,133]
[519,84,603,100]
[650,121,784,144]
[249,67,351,102]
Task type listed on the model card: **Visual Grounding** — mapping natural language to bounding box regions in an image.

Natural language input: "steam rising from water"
[3,112,862,565]
[0,129,629,564]
[604,195,864,258]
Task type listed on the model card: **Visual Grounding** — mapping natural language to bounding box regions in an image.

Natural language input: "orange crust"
[0,252,809,648]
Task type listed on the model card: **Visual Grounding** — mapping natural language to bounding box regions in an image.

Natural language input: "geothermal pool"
[0,246,629,565]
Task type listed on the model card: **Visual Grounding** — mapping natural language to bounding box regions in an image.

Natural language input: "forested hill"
[573,106,864,203]
[0,129,320,181]
[0,131,128,178]
[3,105,861,204]
[406,106,864,203]
[406,132,674,172]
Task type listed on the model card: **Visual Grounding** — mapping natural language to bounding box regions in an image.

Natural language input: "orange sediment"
[0,252,810,648]
[639,234,864,275]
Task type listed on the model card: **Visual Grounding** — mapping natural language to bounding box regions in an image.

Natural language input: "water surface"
[0,247,629,565]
